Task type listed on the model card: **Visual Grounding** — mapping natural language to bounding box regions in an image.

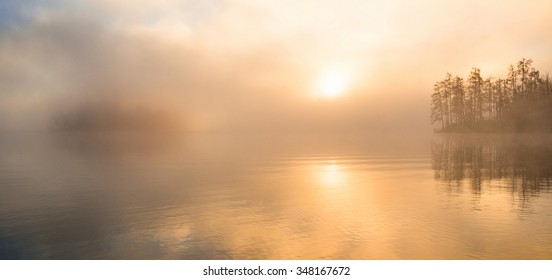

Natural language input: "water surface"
[1,132,551,259]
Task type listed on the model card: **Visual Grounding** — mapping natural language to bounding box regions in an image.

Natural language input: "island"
[430,59,552,133]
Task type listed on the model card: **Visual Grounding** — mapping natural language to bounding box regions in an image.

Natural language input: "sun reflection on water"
[316,161,348,189]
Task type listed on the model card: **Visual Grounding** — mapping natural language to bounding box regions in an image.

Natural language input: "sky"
[0,0,551,132]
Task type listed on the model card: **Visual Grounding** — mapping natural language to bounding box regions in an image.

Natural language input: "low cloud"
[0,0,550,132]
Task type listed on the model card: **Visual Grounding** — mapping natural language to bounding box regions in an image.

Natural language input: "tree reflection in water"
[431,134,552,199]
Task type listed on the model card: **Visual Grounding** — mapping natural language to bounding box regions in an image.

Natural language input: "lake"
[1,132,551,259]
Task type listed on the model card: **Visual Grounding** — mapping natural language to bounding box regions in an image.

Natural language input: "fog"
[3,1,552,262]
[0,0,551,132]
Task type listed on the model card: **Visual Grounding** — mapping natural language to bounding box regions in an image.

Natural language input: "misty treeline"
[53,101,183,131]
[431,59,552,132]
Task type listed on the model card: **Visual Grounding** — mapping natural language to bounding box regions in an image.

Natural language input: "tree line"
[431,59,552,132]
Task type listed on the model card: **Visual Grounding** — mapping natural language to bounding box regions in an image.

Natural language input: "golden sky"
[0,0,551,131]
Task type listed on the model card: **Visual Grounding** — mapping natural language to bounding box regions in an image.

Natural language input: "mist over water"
[1,131,551,259]
[1,0,552,260]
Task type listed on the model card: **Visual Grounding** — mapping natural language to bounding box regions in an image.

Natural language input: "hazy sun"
[317,70,350,98]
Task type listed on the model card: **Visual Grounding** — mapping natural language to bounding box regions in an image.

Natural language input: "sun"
[317,70,350,98]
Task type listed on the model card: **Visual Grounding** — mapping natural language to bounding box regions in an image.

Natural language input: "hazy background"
[1,0,551,132]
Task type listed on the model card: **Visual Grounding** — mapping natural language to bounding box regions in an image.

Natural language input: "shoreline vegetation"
[431,58,552,133]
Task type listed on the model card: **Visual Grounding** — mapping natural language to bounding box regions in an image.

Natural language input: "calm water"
[1,132,551,259]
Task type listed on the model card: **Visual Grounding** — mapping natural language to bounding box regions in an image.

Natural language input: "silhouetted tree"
[431,82,444,129]
[467,68,484,123]
[451,75,465,125]
[516,58,533,98]
[430,59,552,132]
